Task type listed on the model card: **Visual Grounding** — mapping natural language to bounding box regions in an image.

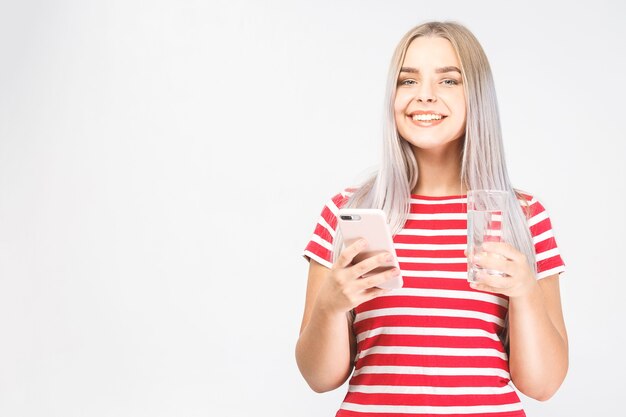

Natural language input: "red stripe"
[354,352,509,370]
[349,373,510,388]
[399,277,475,291]
[537,256,564,275]
[357,334,506,352]
[403,219,467,230]
[410,202,466,214]
[304,240,331,265]
[312,222,333,243]
[356,294,507,316]
[399,262,467,272]
[530,217,552,237]
[526,200,544,217]
[353,316,504,336]
[344,391,521,407]
[394,235,466,244]
[332,192,350,208]
[321,205,338,231]
[396,249,464,258]
[337,408,525,417]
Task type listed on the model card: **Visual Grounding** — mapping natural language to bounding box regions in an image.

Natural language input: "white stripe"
[310,233,332,251]
[397,256,466,264]
[527,210,548,227]
[398,228,467,236]
[406,212,467,220]
[394,243,466,251]
[383,288,508,308]
[536,247,560,262]
[537,265,565,280]
[532,229,554,245]
[352,365,511,378]
[410,197,467,204]
[317,215,336,238]
[303,250,332,269]
[348,384,515,396]
[356,326,501,343]
[341,401,522,415]
[400,270,468,279]
[358,345,508,361]
[326,199,340,217]
[354,307,504,327]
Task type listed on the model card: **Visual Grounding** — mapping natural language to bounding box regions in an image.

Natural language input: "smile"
[408,113,447,127]
[411,113,444,121]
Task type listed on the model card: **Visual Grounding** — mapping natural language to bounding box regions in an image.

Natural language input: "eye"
[442,79,460,86]
[398,78,417,86]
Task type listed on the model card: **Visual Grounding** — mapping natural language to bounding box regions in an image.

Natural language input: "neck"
[411,140,465,196]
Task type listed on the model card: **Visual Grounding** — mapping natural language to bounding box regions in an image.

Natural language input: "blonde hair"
[334,21,537,346]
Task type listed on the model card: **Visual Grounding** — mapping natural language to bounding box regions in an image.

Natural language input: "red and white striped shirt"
[303,189,566,417]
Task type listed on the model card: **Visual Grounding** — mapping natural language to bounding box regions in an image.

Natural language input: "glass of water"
[467,190,508,282]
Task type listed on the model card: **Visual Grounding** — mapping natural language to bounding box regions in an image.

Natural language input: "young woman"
[295,21,568,416]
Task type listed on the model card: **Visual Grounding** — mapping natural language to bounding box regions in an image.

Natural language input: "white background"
[1,0,624,416]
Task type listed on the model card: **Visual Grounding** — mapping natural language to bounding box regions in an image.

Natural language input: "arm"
[295,260,356,393]
[507,274,568,400]
[295,240,400,393]
[469,242,568,401]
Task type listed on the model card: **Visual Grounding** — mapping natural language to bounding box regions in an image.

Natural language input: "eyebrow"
[400,66,461,74]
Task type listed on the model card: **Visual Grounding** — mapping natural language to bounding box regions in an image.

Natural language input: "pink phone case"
[337,208,403,290]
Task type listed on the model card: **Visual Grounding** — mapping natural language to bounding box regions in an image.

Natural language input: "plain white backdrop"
[1,0,625,416]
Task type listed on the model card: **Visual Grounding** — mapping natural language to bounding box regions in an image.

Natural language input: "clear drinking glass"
[467,190,508,282]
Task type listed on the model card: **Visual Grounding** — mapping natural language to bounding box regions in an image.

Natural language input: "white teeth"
[411,114,443,121]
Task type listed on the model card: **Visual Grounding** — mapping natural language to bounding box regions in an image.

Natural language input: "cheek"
[393,91,411,115]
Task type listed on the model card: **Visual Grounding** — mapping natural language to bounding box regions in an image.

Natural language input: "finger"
[474,270,511,290]
[469,280,501,294]
[357,267,401,290]
[361,286,391,302]
[335,239,368,269]
[480,241,524,263]
[349,251,395,280]
[471,252,513,276]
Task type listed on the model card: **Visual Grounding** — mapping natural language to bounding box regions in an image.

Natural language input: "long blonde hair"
[335,21,536,281]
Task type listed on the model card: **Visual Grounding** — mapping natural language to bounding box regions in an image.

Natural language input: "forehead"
[402,36,460,68]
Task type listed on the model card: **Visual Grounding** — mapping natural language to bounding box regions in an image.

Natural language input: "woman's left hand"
[467,241,538,299]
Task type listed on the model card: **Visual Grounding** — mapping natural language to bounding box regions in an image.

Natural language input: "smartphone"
[337,208,403,290]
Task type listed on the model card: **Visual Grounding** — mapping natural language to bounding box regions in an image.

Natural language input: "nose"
[415,82,436,103]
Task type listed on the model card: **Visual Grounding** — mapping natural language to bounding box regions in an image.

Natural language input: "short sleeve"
[523,195,566,280]
[302,190,352,269]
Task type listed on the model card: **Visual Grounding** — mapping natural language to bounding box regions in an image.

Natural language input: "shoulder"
[324,187,357,212]
[513,188,550,220]
[513,188,561,241]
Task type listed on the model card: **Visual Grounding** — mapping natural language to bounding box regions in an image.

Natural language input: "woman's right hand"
[314,239,401,315]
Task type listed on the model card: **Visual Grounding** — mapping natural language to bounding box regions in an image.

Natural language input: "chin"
[403,138,458,150]
[401,131,465,150]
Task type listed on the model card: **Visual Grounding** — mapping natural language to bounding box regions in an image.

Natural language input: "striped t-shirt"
[303,189,566,417]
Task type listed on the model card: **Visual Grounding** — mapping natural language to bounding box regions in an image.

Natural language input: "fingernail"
[385,254,394,262]
[392,268,400,276]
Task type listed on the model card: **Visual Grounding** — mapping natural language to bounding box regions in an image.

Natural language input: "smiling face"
[394,36,467,152]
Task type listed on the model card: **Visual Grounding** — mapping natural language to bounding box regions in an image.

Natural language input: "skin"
[296,35,568,400]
